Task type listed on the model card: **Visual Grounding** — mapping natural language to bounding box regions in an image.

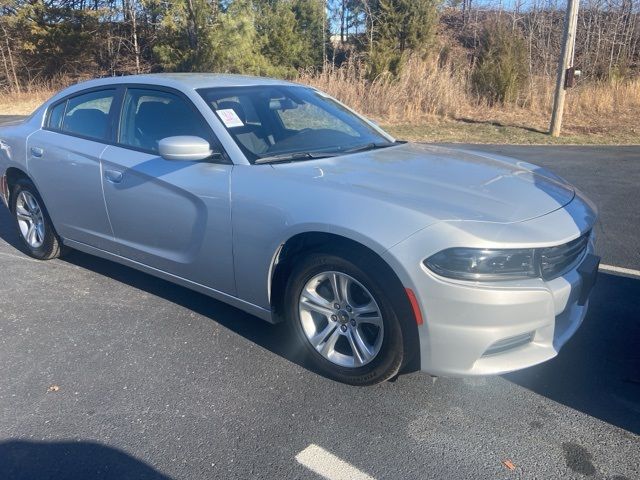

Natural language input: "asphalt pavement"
[0,118,638,479]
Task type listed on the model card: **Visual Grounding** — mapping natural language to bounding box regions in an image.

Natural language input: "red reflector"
[405,288,423,326]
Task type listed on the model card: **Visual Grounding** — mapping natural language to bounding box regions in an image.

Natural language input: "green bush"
[366,0,440,80]
[471,21,529,105]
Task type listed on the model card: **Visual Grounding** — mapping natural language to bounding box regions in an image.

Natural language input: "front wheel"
[285,253,405,386]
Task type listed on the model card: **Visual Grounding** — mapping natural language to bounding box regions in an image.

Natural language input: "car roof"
[32,73,311,123]
[61,73,298,95]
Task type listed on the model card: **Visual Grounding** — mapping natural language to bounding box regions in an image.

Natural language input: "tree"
[368,0,440,78]
[153,0,275,74]
[13,1,102,79]
[255,0,306,75]
[291,0,327,68]
[209,0,275,74]
[152,0,220,71]
[255,0,327,74]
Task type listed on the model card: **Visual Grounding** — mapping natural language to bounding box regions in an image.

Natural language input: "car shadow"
[1,206,638,434]
[0,204,21,250]
[60,244,305,360]
[504,271,640,435]
[0,205,321,377]
[455,116,549,135]
[0,440,173,480]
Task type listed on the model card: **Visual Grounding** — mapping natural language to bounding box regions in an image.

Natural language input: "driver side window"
[118,88,210,153]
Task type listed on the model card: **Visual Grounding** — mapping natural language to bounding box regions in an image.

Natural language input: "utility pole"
[549,0,580,137]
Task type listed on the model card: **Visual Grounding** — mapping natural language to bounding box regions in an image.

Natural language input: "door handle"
[30,147,44,158]
[104,169,124,184]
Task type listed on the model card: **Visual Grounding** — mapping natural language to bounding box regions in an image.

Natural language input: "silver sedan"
[0,74,599,385]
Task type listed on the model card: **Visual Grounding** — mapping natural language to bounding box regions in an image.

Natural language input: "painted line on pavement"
[599,263,640,278]
[295,444,375,480]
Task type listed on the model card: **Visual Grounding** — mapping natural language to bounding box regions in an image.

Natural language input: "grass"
[381,116,640,145]
[300,57,640,145]
[0,90,54,116]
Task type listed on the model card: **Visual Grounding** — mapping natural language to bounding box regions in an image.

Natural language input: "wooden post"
[549,0,580,137]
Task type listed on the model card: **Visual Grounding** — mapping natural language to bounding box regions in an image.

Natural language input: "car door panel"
[26,129,115,250]
[97,86,236,294]
[100,146,235,294]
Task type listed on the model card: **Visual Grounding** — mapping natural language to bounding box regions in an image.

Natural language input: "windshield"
[198,85,394,164]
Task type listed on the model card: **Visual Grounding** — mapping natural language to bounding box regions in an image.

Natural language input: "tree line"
[1,0,639,102]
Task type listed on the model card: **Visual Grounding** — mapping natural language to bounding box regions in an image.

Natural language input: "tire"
[285,252,406,386]
[10,178,63,260]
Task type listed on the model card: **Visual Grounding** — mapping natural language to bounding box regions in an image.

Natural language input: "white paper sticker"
[216,109,244,128]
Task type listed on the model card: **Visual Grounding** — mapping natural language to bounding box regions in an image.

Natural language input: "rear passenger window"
[118,88,210,153]
[61,90,115,141]
[47,102,66,130]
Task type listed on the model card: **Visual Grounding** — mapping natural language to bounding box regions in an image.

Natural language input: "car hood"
[271,143,575,224]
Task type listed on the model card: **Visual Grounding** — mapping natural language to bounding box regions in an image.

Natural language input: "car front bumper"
[382,193,598,377]
[412,252,594,376]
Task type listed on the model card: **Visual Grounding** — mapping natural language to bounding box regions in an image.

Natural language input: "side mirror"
[158,136,217,161]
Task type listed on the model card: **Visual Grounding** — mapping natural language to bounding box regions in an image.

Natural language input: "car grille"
[539,231,591,280]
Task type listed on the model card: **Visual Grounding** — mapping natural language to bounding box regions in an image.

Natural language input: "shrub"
[471,21,529,105]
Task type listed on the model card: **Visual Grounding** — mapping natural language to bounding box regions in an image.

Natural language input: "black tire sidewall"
[10,179,59,260]
[286,253,404,386]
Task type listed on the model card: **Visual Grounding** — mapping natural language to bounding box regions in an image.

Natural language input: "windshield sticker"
[216,109,244,128]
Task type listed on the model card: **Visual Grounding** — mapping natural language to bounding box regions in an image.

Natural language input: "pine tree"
[256,0,327,73]
[291,0,327,68]
[368,0,440,78]
[153,0,274,74]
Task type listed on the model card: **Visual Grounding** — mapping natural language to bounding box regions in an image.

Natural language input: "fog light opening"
[482,331,535,357]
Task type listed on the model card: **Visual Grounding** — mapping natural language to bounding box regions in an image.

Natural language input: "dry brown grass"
[0,88,55,116]
[300,58,469,121]
[299,57,640,142]
[301,57,640,120]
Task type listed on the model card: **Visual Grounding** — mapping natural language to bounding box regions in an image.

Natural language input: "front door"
[100,87,235,294]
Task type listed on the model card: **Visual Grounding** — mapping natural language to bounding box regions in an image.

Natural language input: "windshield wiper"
[255,141,401,164]
[339,141,399,154]
[254,151,338,165]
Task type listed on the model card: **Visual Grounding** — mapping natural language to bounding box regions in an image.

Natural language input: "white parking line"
[599,264,640,278]
[295,444,375,480]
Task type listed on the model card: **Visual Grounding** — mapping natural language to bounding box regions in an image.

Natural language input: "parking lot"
[0,132,639,479]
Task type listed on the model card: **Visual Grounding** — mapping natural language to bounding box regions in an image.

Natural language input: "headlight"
[424,248,538,281]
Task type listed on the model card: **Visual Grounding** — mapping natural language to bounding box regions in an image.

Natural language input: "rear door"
[26,89,117,250]
[100,86,235,294]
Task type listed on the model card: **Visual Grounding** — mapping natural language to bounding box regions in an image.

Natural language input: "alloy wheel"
[298,271,384,368]
[15,190,45,249]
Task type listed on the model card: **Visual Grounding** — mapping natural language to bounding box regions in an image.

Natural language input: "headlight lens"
[424,248,538,281]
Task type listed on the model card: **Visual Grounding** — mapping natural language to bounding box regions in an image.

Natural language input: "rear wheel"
[285,252,405,386]
[10,179,63,260]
